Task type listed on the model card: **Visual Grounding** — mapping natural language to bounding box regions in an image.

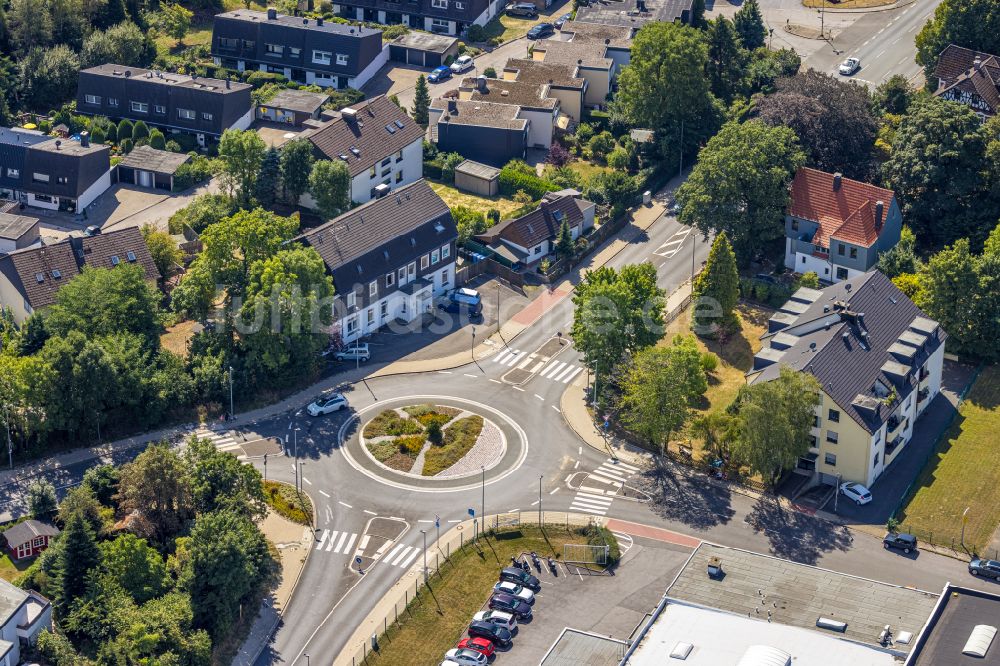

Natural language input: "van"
[507,2,538,17]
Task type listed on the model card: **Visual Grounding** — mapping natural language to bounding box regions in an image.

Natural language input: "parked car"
[506,2,538,17]
[527,22,554,39]
[457,637,496,658]
[84,225,102,236]
[839,57,860,75]
[494,581,535,604]
[489,592,533,619]
[499,566,540,591]
[882,532,917,554]
[429,66,452,83]
[451,55,475,74]
[438,298,483,318]
[468,620,512,648]
[443,648,488,665]
[450,287,482,306]
[554,12,572,28]
[306,393,348,416]
[839,482,873,505]
[969,557,1000,580]
[334,343,371,363]
[753,273,779,285]
[472,610,517,633]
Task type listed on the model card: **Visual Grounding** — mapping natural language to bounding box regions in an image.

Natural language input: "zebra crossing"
[491,348,584,384]
[192,427,241,453]
[569,459,642,516]
[314,530,422,569]
[315,528,360,556]
[379,542,423,569]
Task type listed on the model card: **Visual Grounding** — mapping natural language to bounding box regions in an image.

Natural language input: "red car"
[457,637,495,658]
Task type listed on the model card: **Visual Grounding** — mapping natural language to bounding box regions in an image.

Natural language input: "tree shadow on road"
[745,494,853,565]
[634,459,736,531]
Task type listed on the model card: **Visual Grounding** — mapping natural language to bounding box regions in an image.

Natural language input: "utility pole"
[538,475,543,526]
[435,514,440,549]
[304,654,310,666]
[3,399,11,470]
[819,4,825,40]
[691,232,696,284]
[263,453,268,482]
[420,529,427,583]
[294,427,301,491]
[471,326,476,360]
[678,119,684,178]
[480,465,485,535]
[228,365,235,419]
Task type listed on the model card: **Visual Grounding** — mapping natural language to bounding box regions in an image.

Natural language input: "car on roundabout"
[306,393,348,416]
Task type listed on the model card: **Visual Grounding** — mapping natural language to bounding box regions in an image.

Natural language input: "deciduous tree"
[98,533,170,603]
[141,225,183,279]
[280,139,314,205]
[28,479,57,519]
[116,443,193,541]
[185,436,267,520]
[218,129,267,206]
[308,159,350,219]
[915,0,1000,82]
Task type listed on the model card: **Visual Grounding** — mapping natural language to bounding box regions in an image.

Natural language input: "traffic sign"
[468,508,475,517]
[435,515,440,528]
[355,556,362,565]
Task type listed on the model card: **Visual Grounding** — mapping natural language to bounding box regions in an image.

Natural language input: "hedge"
[498,165,558,199]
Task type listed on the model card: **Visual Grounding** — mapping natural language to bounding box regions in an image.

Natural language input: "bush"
[148,129,166,150]
[165,139,182,152]
[423,159,443,180]
[577,524,621,566]
[607,146,630,170]
[167,193,236,234]
[263,480,313,525]
[119,138,134,154]
[499,163,558,199]
[90,126,106,144]
[396,435,426,455]
[440,152,465,183]
[173,156,215,191]
[483,66,497,78]
[426,422,443,445]
[587,131,615,158]
[246,70,288,88]
[466,24,486,42]
[700,352,719,373]
[381,24,409,40]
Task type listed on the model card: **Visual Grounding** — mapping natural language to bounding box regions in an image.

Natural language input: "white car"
[840,481,873,505]
[334,343,370,362]
[443,649,488,666]
[473,609,517,632]
[306,393,348,416]
[451,55,475,74]
[839,57,860,75]
[494,580,534,604]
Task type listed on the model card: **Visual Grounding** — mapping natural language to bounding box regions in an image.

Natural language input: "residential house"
[301,95,424,206]
[502,58,588,123]
[428,98,529,167]
[0,128,111,214]
[116,145,192,191]
[932,44,1000,121]
[574,0,694,29]
[77,65,254,147]
[531,22,632,108]
[749,271,946,489]
[458,75,560,149]
[785,167,902,283]
[389,32,460,68]
[257,89,330,126]
[475,190,595,268]
[299,179,458,343]
[0,226,160,323]
[0,212,40,254]
[2,521,60,561]
[0,578,52,666]
[211,9,387,90]
[331,0,503,36]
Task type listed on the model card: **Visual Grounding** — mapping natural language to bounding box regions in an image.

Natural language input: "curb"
[800,0,916,13]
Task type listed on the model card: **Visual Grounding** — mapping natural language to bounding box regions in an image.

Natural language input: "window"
[398,267,407,283]
[369,281,378,297]
[108,98,119,107]
[56,176,68,184]
[826,430,838,444]
[369,165,377,178]
[34,194,52,203]
[32,536,44,547]
[265,43,284,56]
[313,50,332,65]
[6,168,18,178]
[219,37,238,49]
[367,308,374,325]
[346,316,358,333]
[407,262,416,278]
[154,105,166,114]
[203,112,213,121]
[837,243,845,256]
[824,453,837,466]
[828,409,840,423]
[346,291,356,308]
[836,266,848,280]
[432,0,448,7]
[289,47,301,57]
[431,18,450,29]
[131,101,149,113]
[395,171,403,183]
[849,247,858,259]
[386,271,395,287]
[85,94,101,105]
[243,39,255,49]
[801,256,806,264]
[395,150,403,162]
[873,452,880,467]
[380,301,388,317]
[420,254,430,270]
[178,108,196,120]
[431,249,440,264]
[441,244,450,259]
[813,415,820,428]
[32,173,49,183]
[336,53,349,65]
[381,157,391,167]
[791,219,798,231]
[456,1,464,7]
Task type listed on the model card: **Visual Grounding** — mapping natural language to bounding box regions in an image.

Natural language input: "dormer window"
[872,380,889,398]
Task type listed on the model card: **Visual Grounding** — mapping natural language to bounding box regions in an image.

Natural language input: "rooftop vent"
[833,172,842,191]
[962,625,997,658]
[342,107,357,120]
[669,642,693,660]
[267,7,277,19]
[817,617,847,633]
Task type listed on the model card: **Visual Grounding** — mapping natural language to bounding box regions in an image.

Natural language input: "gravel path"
[435,419,505,478]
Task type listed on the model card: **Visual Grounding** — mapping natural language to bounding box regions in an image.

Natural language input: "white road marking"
[319,490,331,498]
[325,531,340,551]
[489,378,502,384]
[384,544,406,564]
[338,501,353,509]
[561,367,583,383]
[364,509,377,515]
[448,519,461,523]
[341,533,357,554]
[398,547,421,568]
[333,531,349,553]
[540,361,566,378]
[512,386,525,392]
[303,477,312,485]
[315,529,329,550]
[552,405,561,413]
[464,373,478,378]
[437,370,452,374]
[549,488,559,495]
[534,394,545,401]
[418,519,433,523]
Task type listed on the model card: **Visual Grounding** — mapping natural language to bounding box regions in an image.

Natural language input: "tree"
[82,464,120,506]
[440,152,465,183]
[80,21,156,68]
[141,225,182,279]
[412,74,430,126]
[706,16,746,104]
[587,131,615,159]
[117,119,134,144]
[873,74,915,115]
[27,479,58,519]
[99,534,170,603]
[308,159,350,219]
[877,226,920,278]
[153,3,192,44]
[280,139,314,205]
[218,128,267,206]
[556,218,574,261]
[733,366,820,485]
[676,120,805,264]
[883,97,996,249]
[54,512,101,610]
[546,142,571,167]
[255,146,281,206]
[57,485,106,535]
[690,0,705,29]
[185,436,266,520]
[116,443,193,541]
[148,129,165,150]
[167,193,236,234]
[18,45,79,110]
[734,0,767,49]
[452,205,488,243]
[690,411,737,458]
[8,0,52,55]
[917,238,981,356]
[691,231,740,336]
[915,0,1000,82]
[755,70,878,179]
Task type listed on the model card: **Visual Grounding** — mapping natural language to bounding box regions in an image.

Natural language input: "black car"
[499,566,541,591]
[438,299,483,318]
[489,592,533,619]
[468,620,512,648]
[969,557,1000,580]
[882,532,917,553]
[527,23,554,39]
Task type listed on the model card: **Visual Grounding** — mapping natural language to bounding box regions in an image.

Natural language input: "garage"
[116,145,192,192]
[389,32,460,69]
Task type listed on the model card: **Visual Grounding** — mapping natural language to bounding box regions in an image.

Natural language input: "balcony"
[917,388,930,405]
[884,434,903,458]
[887,415,906,437]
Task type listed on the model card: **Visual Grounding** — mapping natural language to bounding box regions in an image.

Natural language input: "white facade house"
[0,579,52,666]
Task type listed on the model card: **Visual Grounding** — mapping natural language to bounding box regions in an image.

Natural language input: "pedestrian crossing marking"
[315,529,361,554]
[397,548,421,568]
[193,427,240,452]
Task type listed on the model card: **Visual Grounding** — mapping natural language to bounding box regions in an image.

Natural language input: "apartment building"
[574,0,694,28]
[0,578,51,666]
[212,8,387,90]
[749,271,946,489]
[299,179,458,343]
[428,98,529,167]
[77,65,254,147]
[331,0,503,36]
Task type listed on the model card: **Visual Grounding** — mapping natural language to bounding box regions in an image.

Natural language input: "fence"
[455,257,524,289]
[337,511,597,666]
[893,522,998,560]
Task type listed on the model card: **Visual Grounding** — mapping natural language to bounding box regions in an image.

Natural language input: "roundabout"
[338,395,529,492]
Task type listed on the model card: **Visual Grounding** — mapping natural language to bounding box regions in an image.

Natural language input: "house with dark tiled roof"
[532,21,633,108]
[298,179,457,343]
[784,167,902,283]
[0,226,160,322]
[475,190,595,268]
[749,271,946,488]
[574,0,694,29]
[502,59,588,122]
[331,0,503,37]
[301,95,424,206]
[2,520,59,561]
[428,98,529,167]
[933,44,1000,121]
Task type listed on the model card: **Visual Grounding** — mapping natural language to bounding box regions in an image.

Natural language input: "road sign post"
[355,556,364,574]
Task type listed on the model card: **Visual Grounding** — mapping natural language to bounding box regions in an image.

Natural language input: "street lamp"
[3,398,11,470]
[538,475,543,526]
[228,365,235,420]
[420,529,428,583]
[303,653,310,666]
[481,465,486,534]
[294,427,301,490]
[471,326,477,360]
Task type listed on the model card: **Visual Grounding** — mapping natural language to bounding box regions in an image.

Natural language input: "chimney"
[317,17,323,25]
[476,75,488,93]
[267,7,277,19]
[226,77,231,89]
[80,131,90,148]
[875,200,884,230]
[974,56,982,73]
[833,172,842,191]
[447,99,457,114]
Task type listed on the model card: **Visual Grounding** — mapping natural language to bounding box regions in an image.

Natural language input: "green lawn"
[0,552,34,583]
[898,366,1000,552]
[428,181,522,218]
[423,415,484,476]
[155,20,214,57]
[363,526,600,666]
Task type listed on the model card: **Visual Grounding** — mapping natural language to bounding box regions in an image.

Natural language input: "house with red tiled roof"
[933,44,1000,121]
[784,168,902,283]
